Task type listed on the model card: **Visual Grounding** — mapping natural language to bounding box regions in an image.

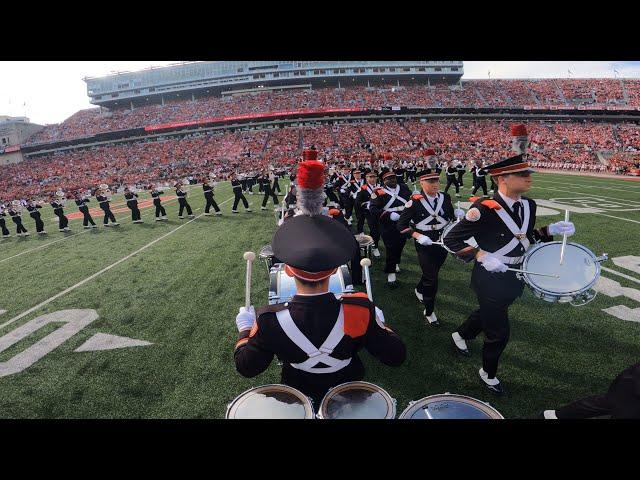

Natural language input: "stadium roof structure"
[84,61,464,108]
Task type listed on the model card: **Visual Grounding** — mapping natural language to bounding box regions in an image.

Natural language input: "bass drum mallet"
[243,251,256,309]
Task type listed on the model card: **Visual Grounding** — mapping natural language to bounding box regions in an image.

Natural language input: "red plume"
[297,161,324,190]
[424,148,436,156]
[511,124,528,137]
[302,149,318,161]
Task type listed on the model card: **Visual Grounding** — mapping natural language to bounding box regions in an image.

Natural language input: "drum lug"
[595,253,608,263]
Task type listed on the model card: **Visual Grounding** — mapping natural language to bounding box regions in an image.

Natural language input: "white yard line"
[593,213,640,225]
[535,179,640,194]
[601,267,640,285]
[0,195,233,330]
[532,185,640,205]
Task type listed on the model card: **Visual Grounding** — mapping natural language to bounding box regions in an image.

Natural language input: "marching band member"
[369,168,412,287]
[444,161,461,197]
[471,160,489,197]
[335,164,354,223]
[203,175,222,216]
[26,199,47,234]
[151,185,168,221]
[355,169,381,258]
[231,173,252,213]
[175,182,195,219]
[456,159,466,187]
[96,187,119,227]
[398,168,464,326]
[124,187,143,224]
[443,154,576,395]
[0,203,10,238]
[542,362,640,419]
[234,160,406,407]
[348,168,365,233]
[74,191,97,229]
[260,169,279,211]
[8,201,29,237]
[50,194,70,232]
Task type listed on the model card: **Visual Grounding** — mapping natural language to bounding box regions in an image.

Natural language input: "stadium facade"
[84,61,464,108]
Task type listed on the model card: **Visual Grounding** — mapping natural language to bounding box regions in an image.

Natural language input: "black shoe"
[482,381,504,396]
[451,333,471,357]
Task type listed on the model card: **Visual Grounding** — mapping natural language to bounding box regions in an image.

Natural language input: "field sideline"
[0,172,639,419]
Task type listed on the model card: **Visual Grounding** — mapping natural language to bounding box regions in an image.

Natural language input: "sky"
[1,61,639,126]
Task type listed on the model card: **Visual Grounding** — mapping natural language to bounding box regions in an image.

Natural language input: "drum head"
[226,384,314,419]
[355,234,374,247]
[523,242,598,294]
[259,244,274,259]
[319,381,396,419]
[399,394,504,419]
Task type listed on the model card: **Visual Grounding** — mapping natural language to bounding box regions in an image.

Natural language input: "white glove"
[389,212,400,221]
[548,221,575,237]
[454,208,465,219]
[375,306,386,325]
[478,254,509,273]
[236,306,256,332]
[416,234,432,246]
[340,188,346,194]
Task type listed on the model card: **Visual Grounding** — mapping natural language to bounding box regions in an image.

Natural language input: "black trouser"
[79,207,95,226]
[341,194,354,219]
[101,207,116,224]
[472,173,477,189]
[31,212,45,232]
[472,177,488,196]
[325,188,340,206]
[247,180,254,193]
[54,209,68,229]
[457,264,524,378]
[490,176,497,191]
[12,217,28,234]
[457,171,465,186]
[350,244,363,286]
[555,395,613,419]
[408,171,416,182]
[241,179,248,192]
[128,202,141,221]
[381,222,407,274]
[258,181,264,193]
[273,177,281,193]
[366,212,380,248]
[415,241,448,315]
[261,187,278,207]
[205,194,220,213]
[233,189,249,210]
[154,200,166,218]
[0,218,9,236]
[444,176,459,194]
[355,204,366,233]
[178,198,192,216]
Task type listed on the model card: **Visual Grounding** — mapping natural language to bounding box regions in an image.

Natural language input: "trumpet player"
[50,193,70,232]
[175,182,194,219]
[124,187,143,224]
[151,185,168,221]
[8,200,29,237]
[96,186,119,227]
[202,175,222,216]
[74,191,97,229]
[26,199,47,234]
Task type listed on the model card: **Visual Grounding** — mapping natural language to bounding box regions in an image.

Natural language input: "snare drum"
[268,263,354,305]
[399,393,504,419]
[317,381,396,419]
[259,244,276,272]
[519,241,607,306]
[355,234,374,260]
[226,384,315,419]
[438,220,478,254]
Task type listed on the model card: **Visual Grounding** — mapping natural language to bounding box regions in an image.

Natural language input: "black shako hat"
[484,154,535,176]
[415,168,439,180]
[272,215,357,276]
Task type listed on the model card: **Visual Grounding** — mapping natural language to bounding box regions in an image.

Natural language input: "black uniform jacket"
[397,191,455,241]
[234,293,406,402]
[368,183,412,228]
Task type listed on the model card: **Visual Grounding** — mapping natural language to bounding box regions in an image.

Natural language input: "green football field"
[0,172,639,419]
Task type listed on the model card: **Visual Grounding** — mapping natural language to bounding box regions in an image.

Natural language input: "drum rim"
[398,393,504,419]
[226,383,315,419]
[522,241,600,296]
[269,263,353,304]
[318,381,396,419]
[259,244,274,258]
[355,233,375,247]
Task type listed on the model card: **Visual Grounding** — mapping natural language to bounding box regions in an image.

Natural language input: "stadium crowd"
[24,79,640,145]
[2,119,639,202]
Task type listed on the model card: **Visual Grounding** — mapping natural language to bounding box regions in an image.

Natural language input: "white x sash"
[415,194,448,231]
[490,200,531,260]
[275,307,351,374]
[383,186,408,212]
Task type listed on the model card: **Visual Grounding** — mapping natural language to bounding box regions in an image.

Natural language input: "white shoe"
[452,332,468,351]
[424,310,439,325]
[155,217,162,221]
[24,232,30,236]
[479,368,500,386]
[215,211,222,216]
[162,216,168,220]
[203,212,212,216]
[104,223,111,227]
[245,209,252,213]
[111,223,120,227]
[59,229,65,232]
[261,207,267,211]
[395,264,401,273]
[372,248,381,258]
[92,225,98,228]
[543,410,558,420]
[2,234,10,238]
[232,210,238,214]
[414,289,424,302]
[188,215,195,219]
[178,216,185,219]
[84,226,91,229]
[387,273,397,283]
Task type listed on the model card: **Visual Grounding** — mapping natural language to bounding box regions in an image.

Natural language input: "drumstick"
[243,251,256,309]
[559,210,569,265]
[506,267,559,279]
[360,258,373,301]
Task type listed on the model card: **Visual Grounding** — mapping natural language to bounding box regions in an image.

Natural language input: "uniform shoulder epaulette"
[341,293,372,338]
[480,199,502,210]
[374,188,387,196]
[328,208,341,217]
[411,193,423,201]
[361,185,368,191]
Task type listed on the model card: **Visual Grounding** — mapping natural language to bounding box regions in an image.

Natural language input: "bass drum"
[226,384,315,419]
[317,381,396,419]
[519,241,607,306]
[268,263,353,305]
[399,393,504,419]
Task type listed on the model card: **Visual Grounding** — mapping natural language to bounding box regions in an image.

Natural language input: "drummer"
[234,160,406,407]
[397,168,464,326]
[443,153,576,395]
